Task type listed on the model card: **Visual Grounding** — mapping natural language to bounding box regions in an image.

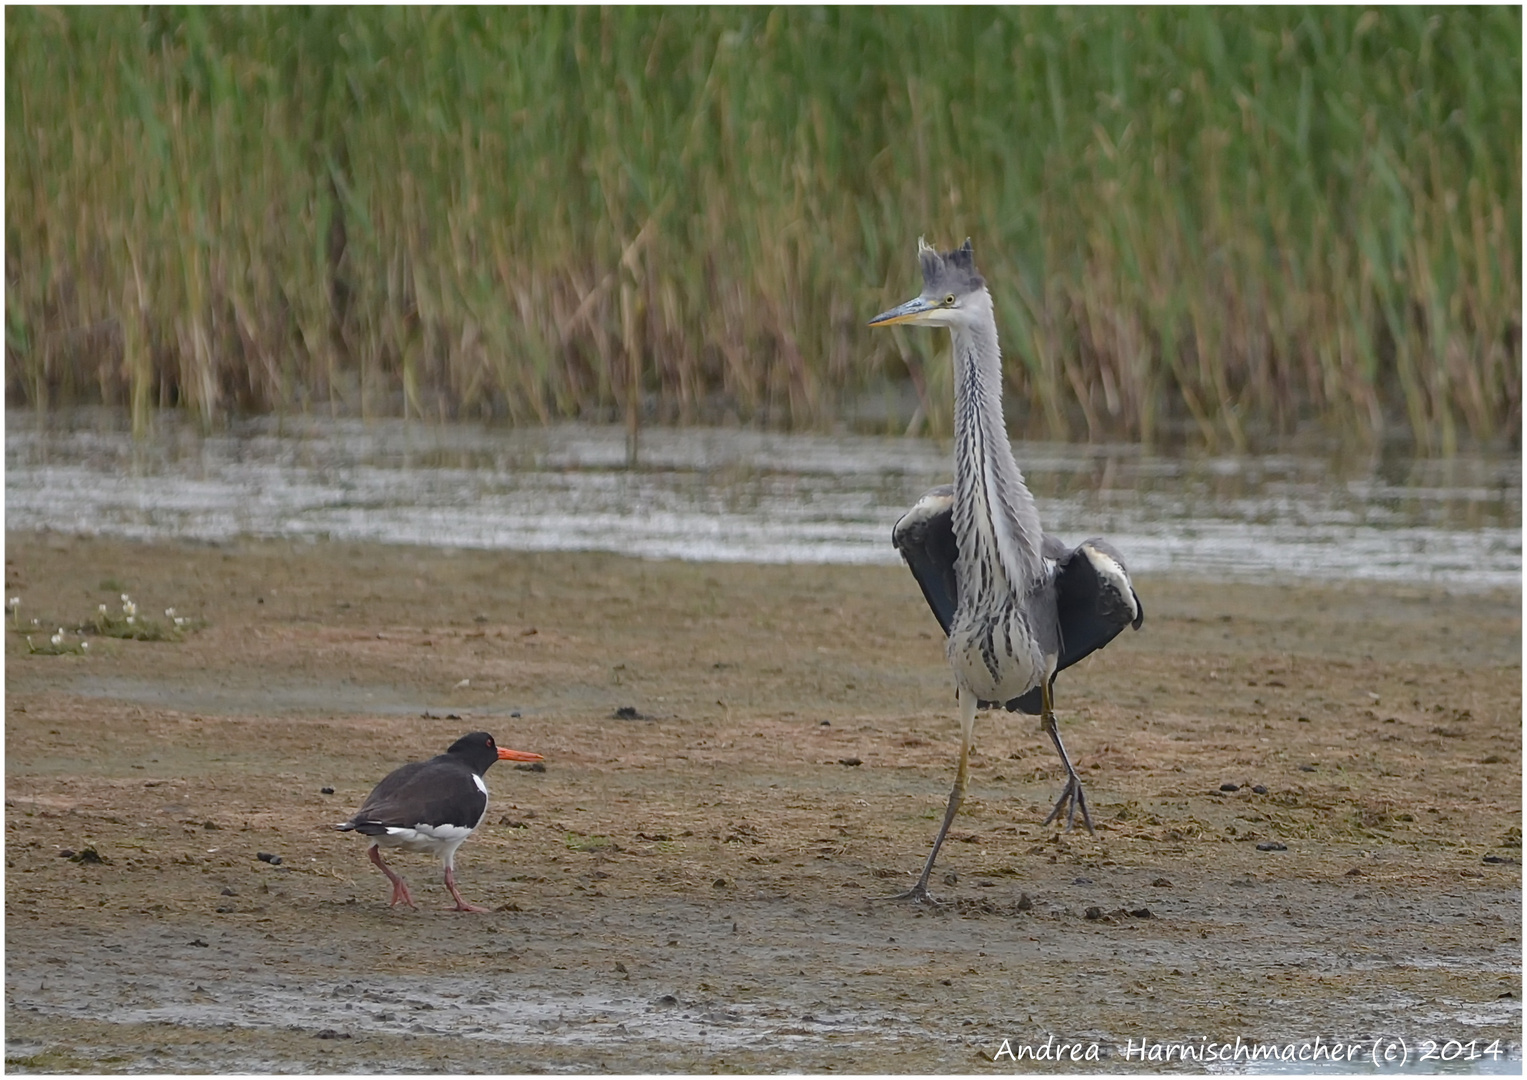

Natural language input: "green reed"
[5,7,1519,451]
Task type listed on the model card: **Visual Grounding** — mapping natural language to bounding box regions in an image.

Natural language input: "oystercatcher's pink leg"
[443,865,488,913]
[368,845,417,909]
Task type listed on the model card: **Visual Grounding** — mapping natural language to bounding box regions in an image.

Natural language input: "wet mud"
[5,533,1521,1071]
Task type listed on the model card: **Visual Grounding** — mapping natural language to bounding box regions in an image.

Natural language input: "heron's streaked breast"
[948,602,1046,701]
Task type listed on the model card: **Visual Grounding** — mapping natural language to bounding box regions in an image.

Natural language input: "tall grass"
[5,7,1520,451]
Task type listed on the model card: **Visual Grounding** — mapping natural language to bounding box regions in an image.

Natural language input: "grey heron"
[870,238,1144,904]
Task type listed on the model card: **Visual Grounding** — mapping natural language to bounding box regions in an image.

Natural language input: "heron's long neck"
[949,295,1043,596]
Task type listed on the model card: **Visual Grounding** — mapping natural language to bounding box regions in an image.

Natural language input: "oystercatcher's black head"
[446,731,544,775]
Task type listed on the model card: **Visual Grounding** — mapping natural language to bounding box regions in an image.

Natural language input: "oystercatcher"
[336,731,543,912]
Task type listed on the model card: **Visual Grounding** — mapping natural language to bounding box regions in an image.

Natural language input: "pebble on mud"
[1256,841,1288,852]
[1252,784,1268,794]
[1219,783,1240,792]
[514,762,546,772]
[1129,907,1154,918]
[320,787,334,795]
[315,1029,352,1040]
[257,851,282,864]
[221,887,238,896]
[1151,877,1173,887]
[1084,906,1105,920]
[68,846,108,864]
[655,994,679,1008]
[837,757,862,767]
[1016,893,1033,911]
[612,705,645,720]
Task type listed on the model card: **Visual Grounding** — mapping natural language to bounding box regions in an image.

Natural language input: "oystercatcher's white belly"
[371,820,478,856]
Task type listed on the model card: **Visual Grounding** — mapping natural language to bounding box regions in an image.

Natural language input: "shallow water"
[5,410,1519,590]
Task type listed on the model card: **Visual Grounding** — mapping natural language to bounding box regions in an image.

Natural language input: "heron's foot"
[876,883,945,906]
[448,899,490,913]
[387,880,418,909]
[1042,773,1096,834]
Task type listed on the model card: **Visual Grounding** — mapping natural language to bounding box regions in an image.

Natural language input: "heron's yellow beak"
[868,295,939,327]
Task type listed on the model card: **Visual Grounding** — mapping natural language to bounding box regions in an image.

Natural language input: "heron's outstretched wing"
[1008,538,1144,714]
[894,487,1143,716]
[891,485,958,634]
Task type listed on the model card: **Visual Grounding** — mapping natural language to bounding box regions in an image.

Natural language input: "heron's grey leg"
[886,686,978,904]
[1039,680,1095,834]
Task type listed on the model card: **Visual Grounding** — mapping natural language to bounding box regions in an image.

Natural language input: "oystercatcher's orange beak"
[497,747,544,762]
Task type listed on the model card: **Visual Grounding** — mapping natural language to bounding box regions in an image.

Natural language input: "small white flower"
[81,641,89,651]
[7,596,18,609]
[174,617,185,627]
[99,603,108,615]
[164,607,176,618]
[50,632,63,646]
[121,593,130,603]
[126,616,135,625]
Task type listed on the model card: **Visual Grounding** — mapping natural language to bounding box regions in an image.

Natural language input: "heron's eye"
[943,293,956,306]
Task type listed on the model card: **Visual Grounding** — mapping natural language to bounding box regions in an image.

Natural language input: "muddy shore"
[5,531,1521,1071]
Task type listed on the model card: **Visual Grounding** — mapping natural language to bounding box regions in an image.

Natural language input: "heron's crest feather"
[918,237,985,296]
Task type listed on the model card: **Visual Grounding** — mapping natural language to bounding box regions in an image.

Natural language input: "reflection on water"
[5,410,1520,590]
